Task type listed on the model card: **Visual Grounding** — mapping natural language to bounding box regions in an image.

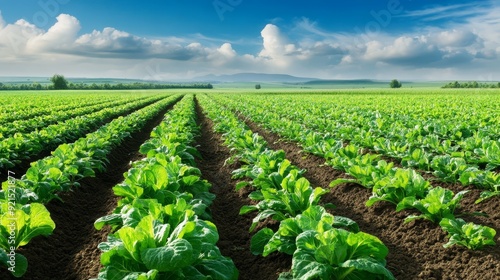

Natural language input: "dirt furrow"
[193,98,292,280]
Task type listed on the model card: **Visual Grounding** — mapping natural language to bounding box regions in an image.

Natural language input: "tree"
[50,74,69,90]
[389,79,402,88]
[255,84,261,89]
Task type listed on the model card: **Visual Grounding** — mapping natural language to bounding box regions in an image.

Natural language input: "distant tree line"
[0,74,213,91]
[442,81,500,89]
[0,82,213,91]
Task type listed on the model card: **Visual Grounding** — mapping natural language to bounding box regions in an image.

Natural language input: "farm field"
[0,89,499,279]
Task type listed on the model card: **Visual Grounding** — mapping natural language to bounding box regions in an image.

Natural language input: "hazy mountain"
[194,73,316,83]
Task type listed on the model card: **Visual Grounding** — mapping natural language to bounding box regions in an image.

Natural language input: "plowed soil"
[0,98,179,280]
[193,100,292,280]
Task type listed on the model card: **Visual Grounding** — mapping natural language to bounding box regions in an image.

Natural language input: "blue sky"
[0,0,498,80]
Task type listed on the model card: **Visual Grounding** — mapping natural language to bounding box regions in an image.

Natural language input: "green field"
[0,88,499,279]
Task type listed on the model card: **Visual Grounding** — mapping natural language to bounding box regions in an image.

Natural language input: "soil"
[0,97,179,280]
[242,117,500,280]
[193,99,292,280]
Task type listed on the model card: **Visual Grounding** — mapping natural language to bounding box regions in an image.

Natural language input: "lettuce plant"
[366,169,430,208]
[95,213,238,280]
[251,205,359,256]
[398,187,469,223]
[279,228,394,280]
[440,218,496,250]
[240,170,329,231]
[0,201,55,277]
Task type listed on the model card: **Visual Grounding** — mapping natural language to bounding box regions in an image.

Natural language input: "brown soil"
[242,118,500,280]
[0,97,179,280]
[193,99,292,280]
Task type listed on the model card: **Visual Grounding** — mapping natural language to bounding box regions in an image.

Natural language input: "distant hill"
[194,73,315,83]
[302,79,388,85]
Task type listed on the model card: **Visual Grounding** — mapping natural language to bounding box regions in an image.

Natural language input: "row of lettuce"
[198,94,396,279]
[224,94,500,201]
[212,94,497,251]
[0,94,181,277]
[0,95,128,138]
[92,94,238,279]
[0,94,168,172]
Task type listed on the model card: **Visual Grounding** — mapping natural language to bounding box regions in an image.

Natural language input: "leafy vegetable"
[398,187,469,223]
[280,228,394,280]
[439,218,496,250]
[251,205,359,256]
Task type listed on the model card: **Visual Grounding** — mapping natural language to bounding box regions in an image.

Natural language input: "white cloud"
[0,19,43,55]
[364,36,442,65]
[434,29,479,48]
[217,43,236,58]
[258,24,297,66]
[27,14,80,53]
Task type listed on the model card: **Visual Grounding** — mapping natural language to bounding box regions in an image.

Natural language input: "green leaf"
[340,258,395,279]
[141,239,193,272]
[239,205,258,215]
[250,228,274,255]
[15,203,56,248]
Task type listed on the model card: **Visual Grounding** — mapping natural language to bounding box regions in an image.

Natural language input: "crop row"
[92,95,238,279]
[224,94,500,200]
[0,94,180,277]
[0,92,125,124]
[212,94,497,251]
[198,94,395,279]
[0,95,149,139]
[0,94,169,171]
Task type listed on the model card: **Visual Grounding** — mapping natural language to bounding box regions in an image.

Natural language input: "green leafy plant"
[439,218,496,250]
[431,155,474,183]
[366,169,430,208]
[251,205,359,256]
[398,187,469,223]
[240,170,329,232]
[0,201,55,277]
[95,214,238,280]
[279,228,394,280]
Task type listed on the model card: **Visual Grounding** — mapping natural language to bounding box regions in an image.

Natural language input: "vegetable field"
[0,89,499,279]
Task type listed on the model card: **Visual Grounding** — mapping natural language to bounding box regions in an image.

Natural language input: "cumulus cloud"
[258,24,298,66]
[217,43,236,58]
[434,29,479,48]
[0,19,43,55]
[27,14,80,52]
[364,36,444,66]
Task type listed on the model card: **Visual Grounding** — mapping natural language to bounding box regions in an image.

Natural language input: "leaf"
[340,258,395,279]
[329,178,358,187]
[239,205,258,215]
[16,203,56,247]
[141,239,193,272]
[250,228,274,255]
